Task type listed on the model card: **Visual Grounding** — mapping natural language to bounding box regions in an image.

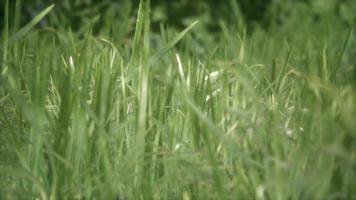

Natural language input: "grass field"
[1,0,356,199]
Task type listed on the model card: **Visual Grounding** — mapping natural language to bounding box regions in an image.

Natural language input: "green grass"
[1,0,355,199]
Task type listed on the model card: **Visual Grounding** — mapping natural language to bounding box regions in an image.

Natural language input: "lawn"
[1,0,355,199]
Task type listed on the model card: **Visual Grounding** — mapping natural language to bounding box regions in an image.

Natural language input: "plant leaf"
[149,20,198,64]
[8,4,55,46]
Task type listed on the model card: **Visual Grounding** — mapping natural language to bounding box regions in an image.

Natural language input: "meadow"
[1,0,355,199]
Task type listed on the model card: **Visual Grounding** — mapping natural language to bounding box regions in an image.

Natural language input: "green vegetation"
[1,0,355,199]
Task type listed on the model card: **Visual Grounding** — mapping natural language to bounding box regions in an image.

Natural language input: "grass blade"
[149,20,198,64]
[8,4,55,46]
[1,0,9,75]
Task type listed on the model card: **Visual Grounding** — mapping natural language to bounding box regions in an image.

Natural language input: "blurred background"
[1,0,355,72]
[1,0,355,35]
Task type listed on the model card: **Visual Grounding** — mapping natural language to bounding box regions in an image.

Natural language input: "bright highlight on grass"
[1,0,355,199]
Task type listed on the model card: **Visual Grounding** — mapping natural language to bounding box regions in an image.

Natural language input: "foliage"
[1,0,355,199]
[2,0,355,32]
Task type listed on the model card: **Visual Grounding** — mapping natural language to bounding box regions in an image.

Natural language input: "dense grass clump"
[1,0,355,199]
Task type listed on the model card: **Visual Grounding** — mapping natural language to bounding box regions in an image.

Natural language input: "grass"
[1,0,355,199]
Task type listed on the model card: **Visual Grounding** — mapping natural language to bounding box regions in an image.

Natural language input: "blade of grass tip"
[8,4,55,46]
[271,58,277,83]
[2,0,9,75]
[129,0,145,66]
[176,53,188,89]
[322,43,328,82]
[277,48,292,93]
[331,28,352,80]
[11,0,22,64]
[143,0,151,60]
[149,20,198,64]
[14,0,22,32]
[237,28,246,63]
[229,0,244,30]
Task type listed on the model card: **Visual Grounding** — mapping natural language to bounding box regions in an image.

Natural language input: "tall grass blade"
[149,20,198,64]
[1,0,9,75]
[8,4,55,46]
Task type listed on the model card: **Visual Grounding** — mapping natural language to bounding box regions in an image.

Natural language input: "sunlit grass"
[1,0,355,199]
